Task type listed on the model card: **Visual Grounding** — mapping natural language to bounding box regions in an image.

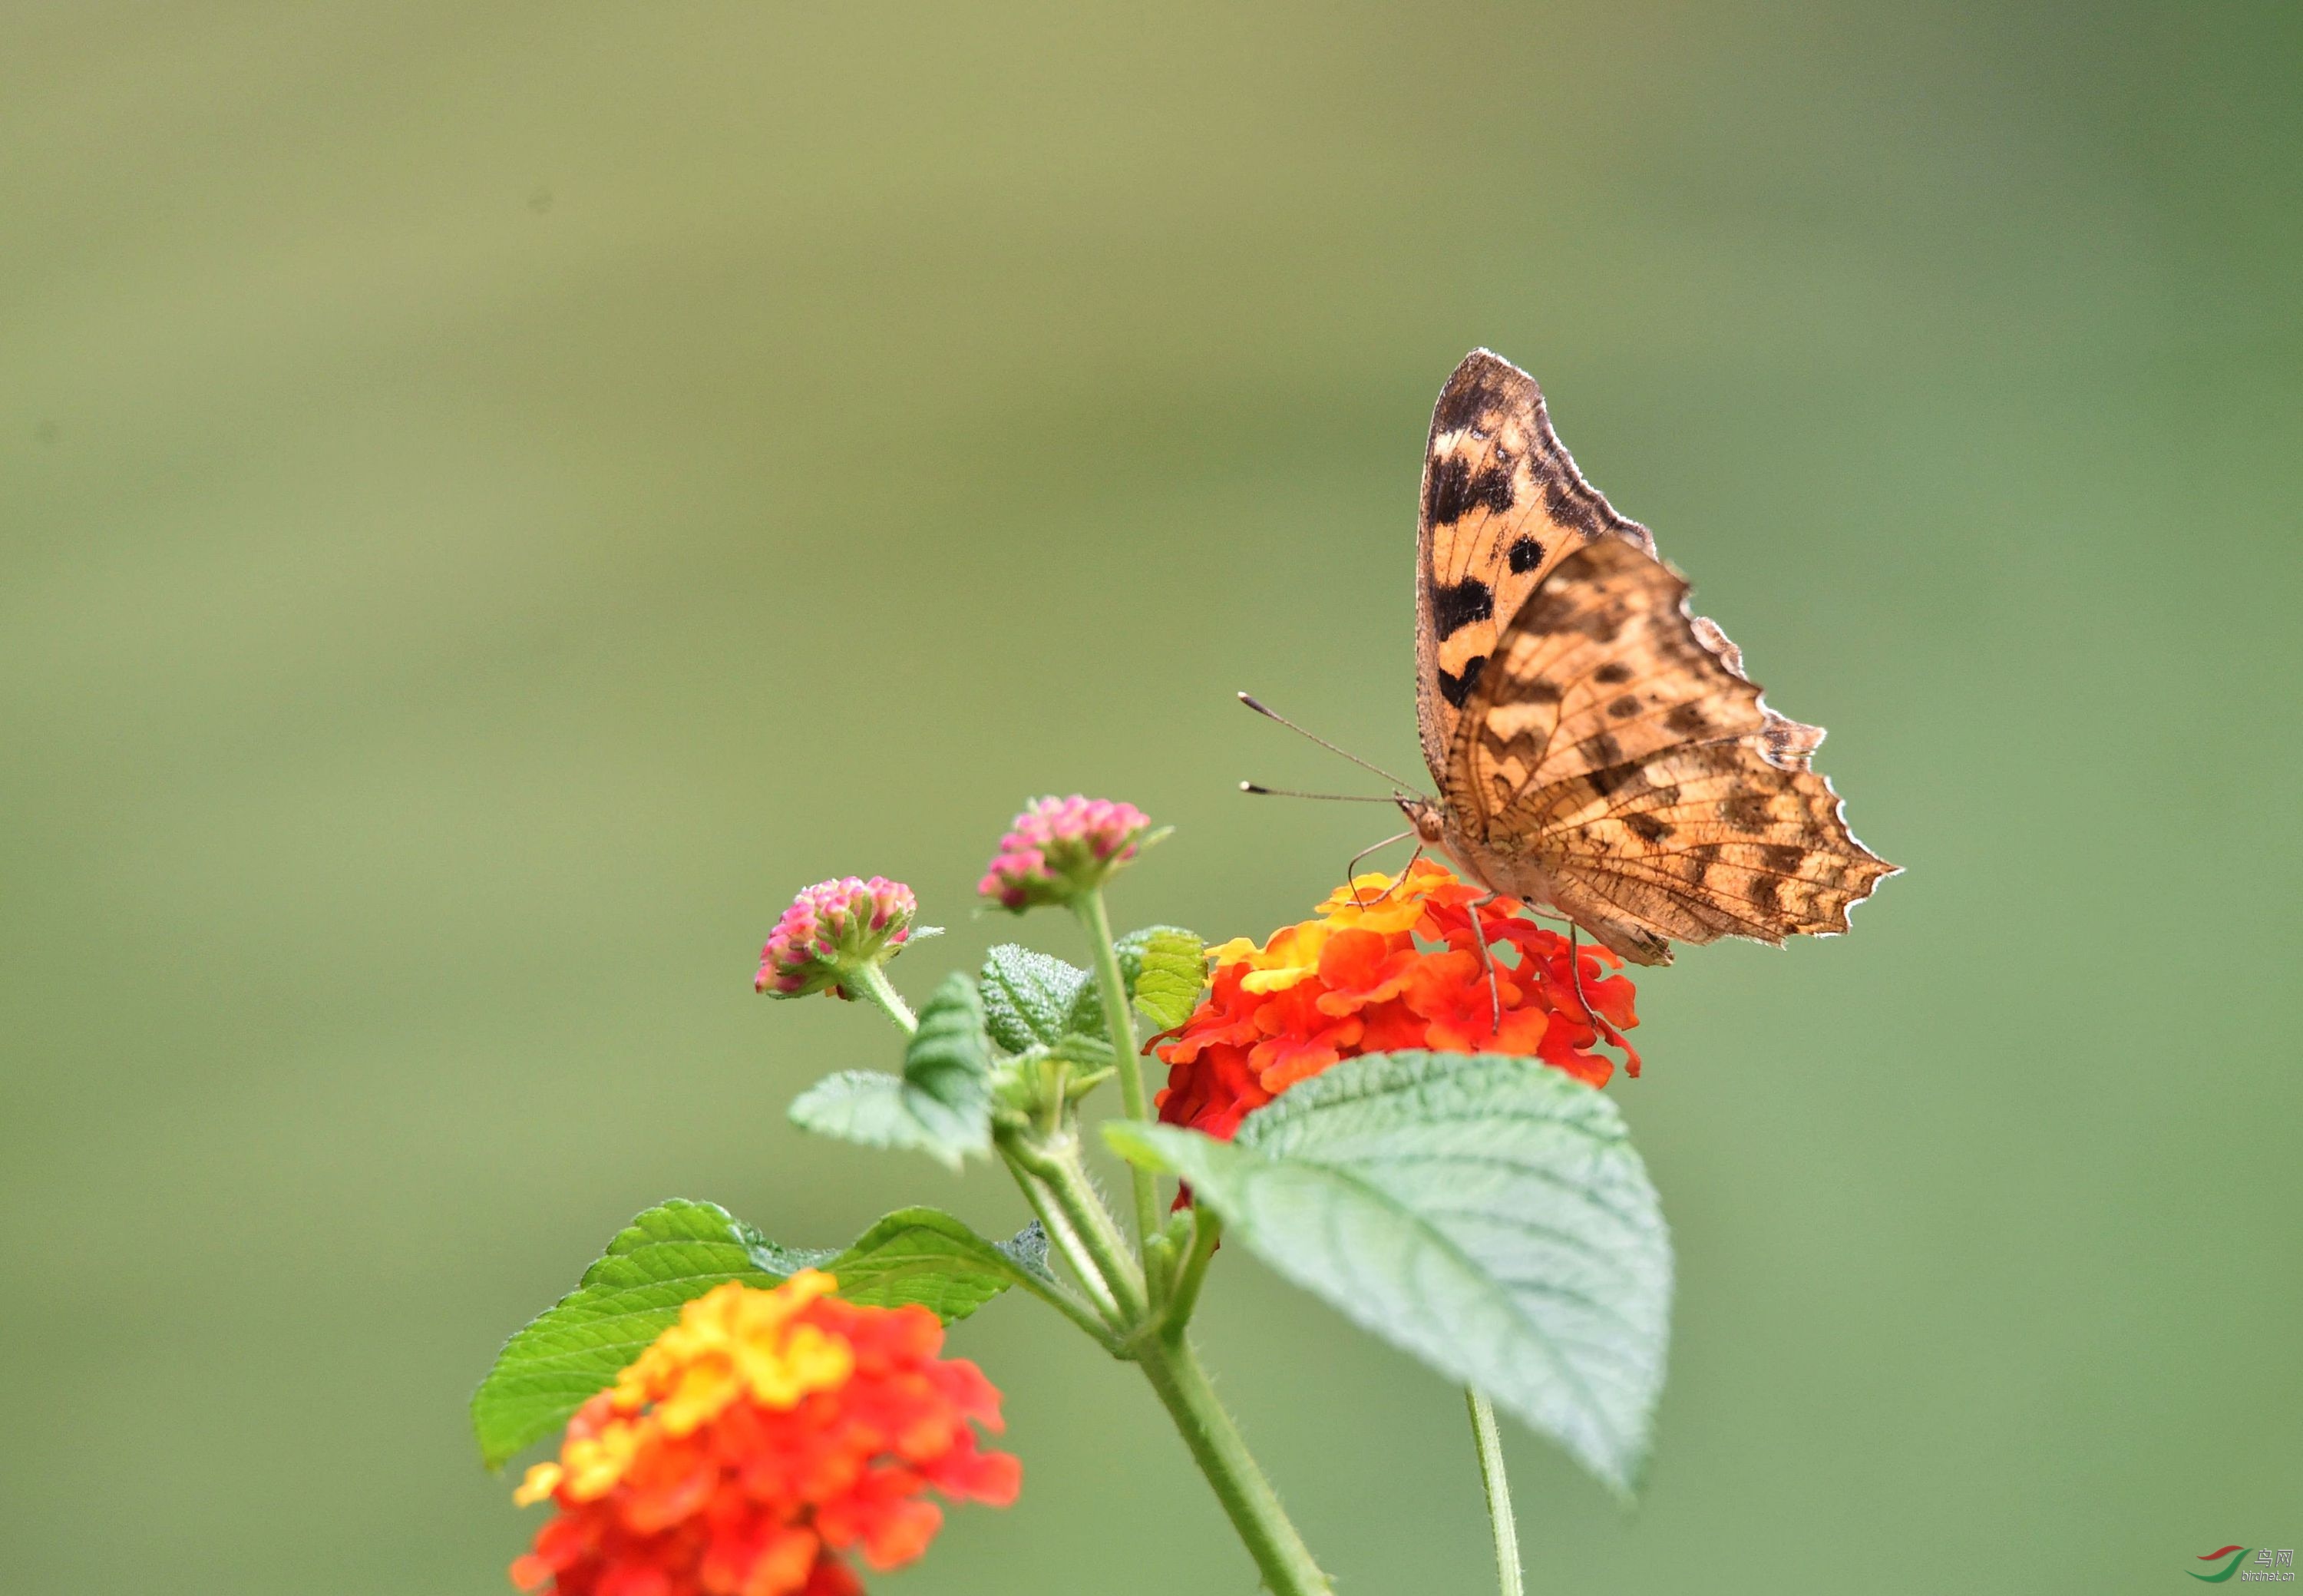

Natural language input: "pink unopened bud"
[978,796,1153,912]
[755,876,918,999]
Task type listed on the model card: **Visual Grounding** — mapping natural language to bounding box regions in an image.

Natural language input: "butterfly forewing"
[1413,350,1655,787]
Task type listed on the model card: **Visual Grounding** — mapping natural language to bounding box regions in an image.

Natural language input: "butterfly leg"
[1358,844,1426,908]
[1464,892,1506,1031]
[1343,828,1417,908]
[1517,906,1626,1050]
[1567,925,1599,1031]
[1560,924,1640,1074]
[1509,901,1599,1026]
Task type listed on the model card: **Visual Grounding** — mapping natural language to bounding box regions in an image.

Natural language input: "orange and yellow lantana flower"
[1155,859,1640,1145]
[511,1271,1019,1596]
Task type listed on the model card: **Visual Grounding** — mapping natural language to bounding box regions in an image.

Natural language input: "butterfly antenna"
[1239,782,1397,801]
[1237,693,1423,792]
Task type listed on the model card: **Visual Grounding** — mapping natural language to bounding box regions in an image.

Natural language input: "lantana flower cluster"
[1155,858,1641,1144]
[511,1272,1019,1596]
[977,795,1152,911]
[755,877,918,1000]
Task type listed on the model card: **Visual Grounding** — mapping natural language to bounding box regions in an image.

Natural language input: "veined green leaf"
[980,945,1091,1051]
[789,973,992,1168]
[1105,1051,1672,1495]
[1057,924,1204,1034]
[468,1199,794,1469]
[1127,927,1208,1029]
[471,1201,1044,1469]
[821,1206,1059,1320]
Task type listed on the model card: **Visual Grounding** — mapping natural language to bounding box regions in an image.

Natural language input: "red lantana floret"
[510,1273,1019,1596]
[976,795,1152,911]
[1155,860,1640,1146]
[755,877,919,1000]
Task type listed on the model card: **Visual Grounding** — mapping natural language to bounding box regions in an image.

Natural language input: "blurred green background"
[5,4,2298,1591]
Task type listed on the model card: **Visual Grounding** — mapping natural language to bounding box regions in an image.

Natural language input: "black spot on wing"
[1624,812,1672,844]
[1425,455,1514,524]
[1424,456,1469,526]
[1437,655,1487,709]
[1508,535,1545,573]
[1666,703,1710,736]
[1430,578,1493,640]
[1467,466,1515,514]
[1761,843,1806,874]
[1593,660,1632,686]
[1607,695,1641,719]
[1750,875,1781,912]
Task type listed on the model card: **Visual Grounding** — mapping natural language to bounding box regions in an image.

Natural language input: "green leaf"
[790,973,993,1168]
[471,1201,1045,1469]
[821,1207,1059,1320]
[1127,927,1208,1029]
[468,1199,795,1469]
[980,945,1091,1051]
[1055,924,1204,1034]
[1104,1051,1672,1495]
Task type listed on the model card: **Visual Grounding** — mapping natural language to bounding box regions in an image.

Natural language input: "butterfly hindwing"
[1413,350,1654,787]
[1445,538,1893,962]
[1531,739,1897,954]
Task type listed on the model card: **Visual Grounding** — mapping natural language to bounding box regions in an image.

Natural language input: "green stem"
[999,1129,1147,1323]
[1135,1336,1333,1596]
[844,961,916,1036]
[1006,1154,1125,1327]
[1073,888,1160,1247]
[1465,1389,1524,1596]
[1160,1207,1220,1337]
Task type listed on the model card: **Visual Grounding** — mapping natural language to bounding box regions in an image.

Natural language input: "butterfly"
[1397,349,1895,967]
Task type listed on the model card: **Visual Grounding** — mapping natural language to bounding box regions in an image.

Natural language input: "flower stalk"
[1160,1208,1219,1337]
[843,960,917,1036]
[995,1124,1148,1326]
[1134,1335,1334,1596]
[1466,1388,1525,1596]
[1073,886,1161,1247]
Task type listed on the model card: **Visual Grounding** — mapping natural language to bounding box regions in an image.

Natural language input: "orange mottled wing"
[1413,350,1654,790]
[1449,537,1895,964]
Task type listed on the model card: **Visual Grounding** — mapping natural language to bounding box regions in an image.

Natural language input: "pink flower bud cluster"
[977,796,1152,911]
[755,875,917,999]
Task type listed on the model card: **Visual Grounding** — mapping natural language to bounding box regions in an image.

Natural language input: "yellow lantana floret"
[610,1271,854,1439]
[1210,865,1449,993]
[510,1274,860,1508]
[560,1419,643,1501]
